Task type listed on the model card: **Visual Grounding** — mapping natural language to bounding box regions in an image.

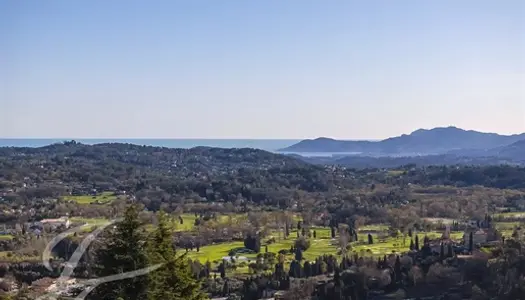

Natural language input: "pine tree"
[368,234,373,245]
[147,211,206,300]
[415,235,420,251]
[92,204,148,300]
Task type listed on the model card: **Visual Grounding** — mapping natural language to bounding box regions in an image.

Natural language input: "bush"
[294,237,311,251]
[265,237,276,244]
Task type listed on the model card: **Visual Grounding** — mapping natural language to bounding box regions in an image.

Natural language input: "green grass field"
[494,212,525,219]
[64,192,119,204]
[0,235,13,240]
[182,224,466,275]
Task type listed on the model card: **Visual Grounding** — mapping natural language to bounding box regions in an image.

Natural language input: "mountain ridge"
[280,126,525,156]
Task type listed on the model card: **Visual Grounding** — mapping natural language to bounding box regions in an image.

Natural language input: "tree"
[469,232,474,252]
[295,247,303,261]
[295,237,310,251]
[146,210,205,300]
[415,235,420,251]
[409,239,414,250]
[222,280,230,297]
[447,243,453,258]
[368,234,373,245]
[394,256,402,282]
[313,230,317,239]
[219,261,226,279]
[331,227,336,239]
[244,234,261,253]
[92,205,148,300]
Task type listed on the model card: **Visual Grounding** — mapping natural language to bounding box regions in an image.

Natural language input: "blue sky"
[1,0,524,139]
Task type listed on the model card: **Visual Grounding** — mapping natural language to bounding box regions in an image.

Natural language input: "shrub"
[294,237,311,251]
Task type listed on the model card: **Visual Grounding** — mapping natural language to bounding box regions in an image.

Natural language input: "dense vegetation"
[1,141,525,299]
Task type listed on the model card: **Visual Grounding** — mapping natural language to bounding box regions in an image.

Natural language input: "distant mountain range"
[281,126,525,155]
[279,127,525,167]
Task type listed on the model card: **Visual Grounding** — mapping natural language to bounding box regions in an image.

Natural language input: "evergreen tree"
[313,230,317,239]
[303,261,312,277]
[295,247,303,261]
[222,280,230,297]
[331,226,336,239]
[219,261,226,279]
[415,235,420,251]
[92,205,148,300]
[469,231,474,252]
[146,211,205,300]
[368,234,373,244]
[409,239,414,250]
[394,256,402,282]
[447,243,453,258]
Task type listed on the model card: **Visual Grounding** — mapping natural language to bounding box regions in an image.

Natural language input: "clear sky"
[1,0,524,139]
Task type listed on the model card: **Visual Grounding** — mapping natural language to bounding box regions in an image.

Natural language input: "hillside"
[281,126,525,156]
[491,139,525,161]
[0,141,353,210]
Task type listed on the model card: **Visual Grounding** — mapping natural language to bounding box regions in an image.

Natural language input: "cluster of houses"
[27,217,71,235]
[423,217,502,257]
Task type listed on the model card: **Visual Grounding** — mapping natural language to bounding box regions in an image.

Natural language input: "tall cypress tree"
[468,232,474,252]
[147,211,205,300]
[92,205,148,300]
[447,243,454,258]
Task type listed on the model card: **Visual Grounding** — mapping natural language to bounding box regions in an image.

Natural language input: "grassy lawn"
[0,235,13,240]
[70,217,110,226]
[64,192,119,205]
[182,224,466,275]
[360,224,389,231]
[494,212,525,219]
[387,170,405,176]
[173,214,198,231]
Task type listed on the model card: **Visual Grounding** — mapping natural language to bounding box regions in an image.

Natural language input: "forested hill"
[0,141,350,208]
[0,141,309,172]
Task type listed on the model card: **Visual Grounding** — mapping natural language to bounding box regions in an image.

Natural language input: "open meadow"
[63,192,121,204]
